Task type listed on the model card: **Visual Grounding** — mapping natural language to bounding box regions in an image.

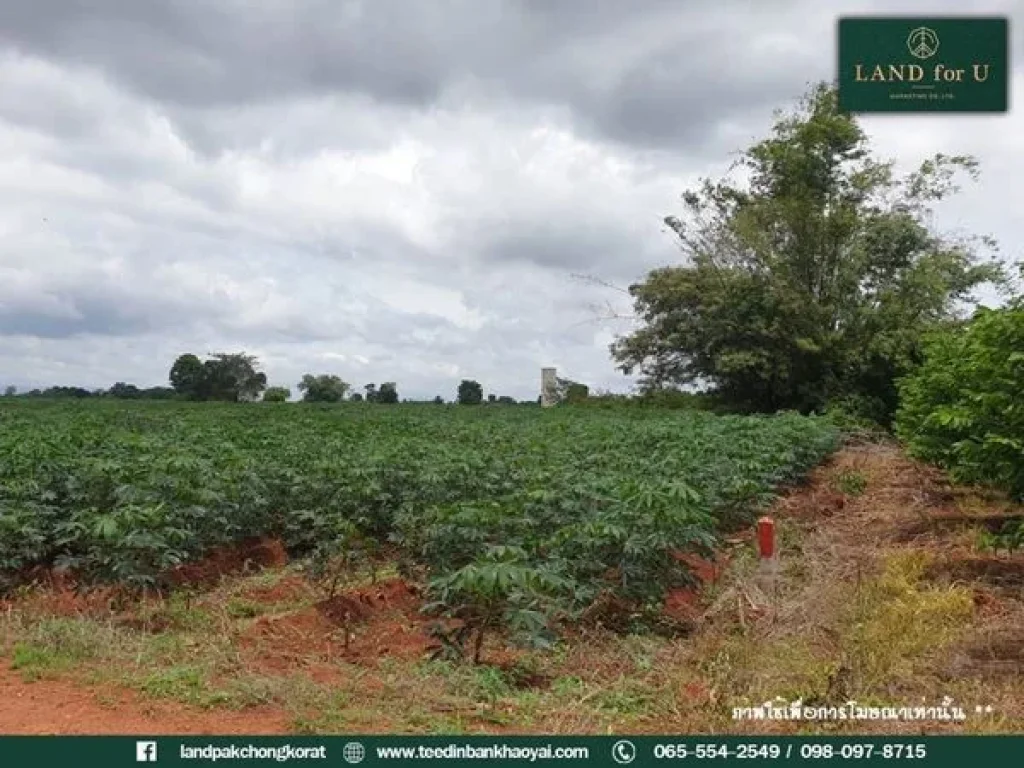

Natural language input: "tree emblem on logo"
[907,27,940,59]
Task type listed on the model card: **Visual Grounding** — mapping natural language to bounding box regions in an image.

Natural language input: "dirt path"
[694,440,1024,732]
[0,667,290,734]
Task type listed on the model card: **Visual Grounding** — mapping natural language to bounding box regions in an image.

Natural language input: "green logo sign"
[838,17,1008,112]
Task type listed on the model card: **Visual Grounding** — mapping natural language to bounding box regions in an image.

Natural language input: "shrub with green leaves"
[424,546,568,663]
[895,306,1024,500]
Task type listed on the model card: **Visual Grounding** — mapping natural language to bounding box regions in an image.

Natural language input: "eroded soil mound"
[167,537,288,588]
[240,578,434,671]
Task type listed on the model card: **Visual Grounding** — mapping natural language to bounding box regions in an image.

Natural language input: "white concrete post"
[541,367,557,407]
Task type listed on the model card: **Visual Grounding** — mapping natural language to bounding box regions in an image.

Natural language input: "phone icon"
[612,740,637,764]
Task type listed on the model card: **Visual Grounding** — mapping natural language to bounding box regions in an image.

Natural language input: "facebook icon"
[136,741,157,762]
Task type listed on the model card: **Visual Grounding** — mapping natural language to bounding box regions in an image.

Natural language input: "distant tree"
[487,393,497,403]
[457,379,484,405]
[497,395,516,405]
[35,386,92,398]
[201,359,230,400]
[140,386,177,400]
[556,378,589,404]
[350,392,364,402]
[377,382,399,404]
[3,385,15,397]
[169,353,205,399]
[433,395,444,404]
[263,386,290,402]
[364,383,378,403]
[169,352,266,402]
[297,374,349,403]
[107,382,141,399]
[203,353,267,402]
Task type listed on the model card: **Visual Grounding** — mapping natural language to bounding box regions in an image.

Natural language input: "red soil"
[167,537,288,588]
[0,542,724,733]
[0,667,289,735]
[664,552,727,621]
[238,574,314,603]
[239,578,435,673]
[3,537,291,618]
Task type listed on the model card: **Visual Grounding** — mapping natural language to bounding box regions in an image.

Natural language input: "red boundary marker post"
[757,517,775,559]
[756,516,778,608]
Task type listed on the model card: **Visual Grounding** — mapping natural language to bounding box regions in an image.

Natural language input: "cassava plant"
[424,546,568,664]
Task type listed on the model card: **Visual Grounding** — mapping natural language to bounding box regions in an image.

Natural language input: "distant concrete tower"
[541,367,557,407]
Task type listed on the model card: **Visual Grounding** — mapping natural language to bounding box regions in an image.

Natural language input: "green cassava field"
[0,401,839,654]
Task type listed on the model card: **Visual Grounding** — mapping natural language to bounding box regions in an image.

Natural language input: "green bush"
[895,306,1024,500]
[821,394,893,434]
[262,386,290,403]
[573,389,719,411]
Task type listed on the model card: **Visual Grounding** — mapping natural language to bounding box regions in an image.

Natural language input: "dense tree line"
[2,384,178,400]
[1,358,563,407]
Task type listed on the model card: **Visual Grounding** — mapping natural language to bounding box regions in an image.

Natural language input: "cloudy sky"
[0,0,1020,400]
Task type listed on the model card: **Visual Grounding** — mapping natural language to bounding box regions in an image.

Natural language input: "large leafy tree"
[611,83,1005,421]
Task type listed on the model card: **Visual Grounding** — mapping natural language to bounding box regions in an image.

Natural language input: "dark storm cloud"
[0,265,378,344]
[0,286,198,339]
[0,1,478,107]
[0,0,825,153]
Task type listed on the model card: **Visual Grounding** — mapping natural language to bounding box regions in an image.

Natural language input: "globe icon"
[343,742,366,764]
